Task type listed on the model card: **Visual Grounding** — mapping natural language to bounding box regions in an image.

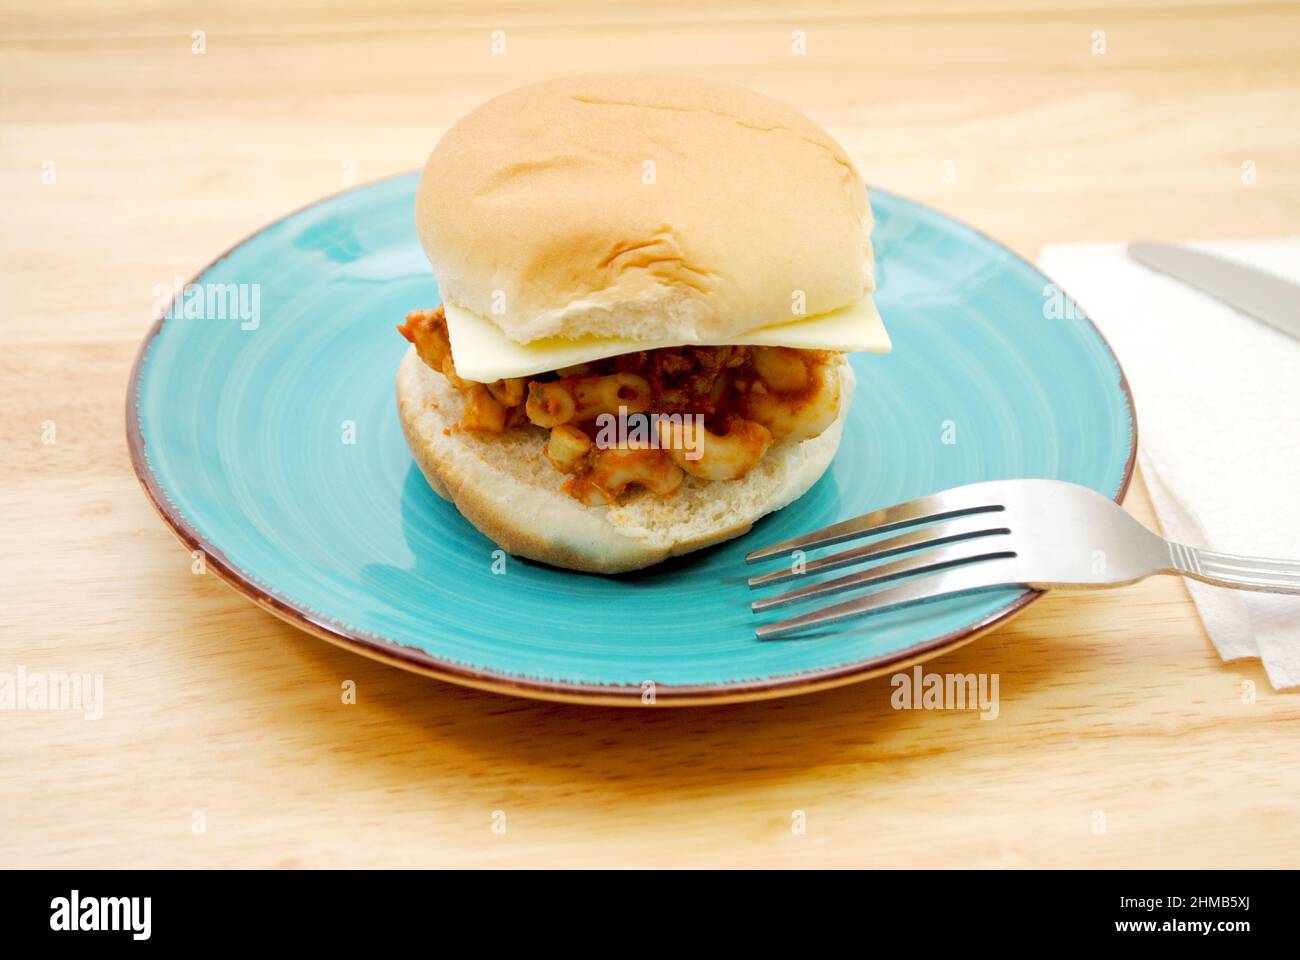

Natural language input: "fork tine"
[752,543,1016,612]
[747,514,1011,589]
[755,558,1023,640]
[744,486,1006,564]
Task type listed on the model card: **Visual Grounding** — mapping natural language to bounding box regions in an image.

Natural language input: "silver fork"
[746,478,1300,640]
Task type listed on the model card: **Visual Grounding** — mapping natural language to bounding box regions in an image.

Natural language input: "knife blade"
[1126,241,1300,344]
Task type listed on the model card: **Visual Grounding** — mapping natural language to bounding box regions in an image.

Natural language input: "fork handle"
[1168,544,1300,594]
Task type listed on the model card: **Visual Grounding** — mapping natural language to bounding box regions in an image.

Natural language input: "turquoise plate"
[128,172,1135,705]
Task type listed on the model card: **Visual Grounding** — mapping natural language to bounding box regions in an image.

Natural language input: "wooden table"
[4,1,1298,868]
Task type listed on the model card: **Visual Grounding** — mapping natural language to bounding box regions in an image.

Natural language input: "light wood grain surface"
[3,0,1298,868]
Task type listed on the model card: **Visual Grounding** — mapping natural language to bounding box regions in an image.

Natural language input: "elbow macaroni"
[488,377,527,407]
[400,308,843,505]
[545,424,592,473]
[568,448,685,505]
[750,346,809,394]
[524,373,652,427]
[460,382,508,433]
[572,372,652,420]
[736,353,841,442]
[525,381,575,427]
[660,415,772,481]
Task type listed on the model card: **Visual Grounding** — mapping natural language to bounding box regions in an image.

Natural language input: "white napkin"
[1037,238,1300,689]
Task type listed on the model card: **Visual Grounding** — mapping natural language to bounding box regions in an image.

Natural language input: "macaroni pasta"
[398,307,843,505]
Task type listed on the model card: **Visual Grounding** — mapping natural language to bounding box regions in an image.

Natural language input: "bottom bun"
[396,345,856,574]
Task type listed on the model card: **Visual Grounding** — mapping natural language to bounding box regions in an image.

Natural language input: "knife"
[1126,241,1300,344]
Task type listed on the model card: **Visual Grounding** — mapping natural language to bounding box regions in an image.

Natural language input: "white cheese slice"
[443,296,891,382]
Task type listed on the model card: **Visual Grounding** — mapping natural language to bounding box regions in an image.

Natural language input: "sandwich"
[396,74,890,573]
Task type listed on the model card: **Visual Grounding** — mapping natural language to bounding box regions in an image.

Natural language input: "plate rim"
[125,171,1138,707]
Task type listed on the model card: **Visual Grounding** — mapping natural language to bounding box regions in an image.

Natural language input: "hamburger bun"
[415,73,873,345]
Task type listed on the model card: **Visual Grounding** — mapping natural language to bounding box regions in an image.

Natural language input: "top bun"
[415,74,873,345]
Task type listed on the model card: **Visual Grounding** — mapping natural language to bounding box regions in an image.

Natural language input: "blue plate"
[128,172,1135,705]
